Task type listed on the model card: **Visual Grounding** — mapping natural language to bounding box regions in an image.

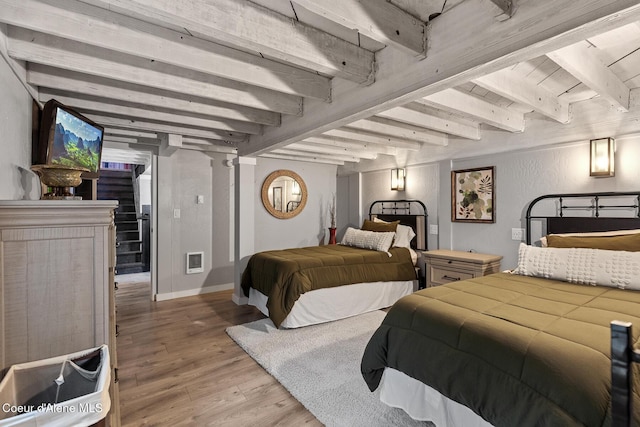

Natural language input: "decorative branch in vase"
[328,195,337,244]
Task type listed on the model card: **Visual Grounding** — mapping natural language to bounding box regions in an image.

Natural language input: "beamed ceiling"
[2,0,640,168]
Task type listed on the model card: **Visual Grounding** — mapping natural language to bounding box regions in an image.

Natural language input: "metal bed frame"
[368,199,428,251]
[524,191,640,427]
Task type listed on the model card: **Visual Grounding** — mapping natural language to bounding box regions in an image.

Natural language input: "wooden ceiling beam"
[0,0,331,101]
[304,136,399,156]
[78,0,375,84]
[287,142,378,159]
[377,105,481,140]
[85,114,248,143]
[27,65,281,127]
[345,117,449,146]
[291,0,426,56]
[38,90,262,135]
[243,0,640,155]
[323,128,422,150]
[472,68,571,123]
[261,152,345,165]
[104,128,157,139]
[547,41,630,112]
[8,27,302,116]
[418,88,525,132]
[273,148,362,163]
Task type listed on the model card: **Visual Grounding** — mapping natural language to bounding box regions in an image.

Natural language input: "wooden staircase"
[98,169,143,274]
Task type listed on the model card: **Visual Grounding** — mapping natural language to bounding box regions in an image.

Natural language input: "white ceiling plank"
[291,0,426,55]
[0,0,331,101]
[323,128,422,150]
[8,27,303,116]
[287,142,378,159]
[27,65,281,127]
[103,135,138,143]
[245,0,640,155]
[304,136,399,156]
[181,138,238,153]
[377,105,481,140]
[104,128,157,139]
[345,117,449,146]
[180,143,237,155]
[547,41,630,112]
[419,88,525,132]
[85,114,247,143]
[274,148,362,163]
[260,152,345,165]
[472,68,571,123]
[78,0,375,84]
[37,90,262,135]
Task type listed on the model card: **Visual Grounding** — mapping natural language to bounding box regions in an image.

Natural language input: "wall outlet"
[173,208,181,219]
[429,224,439,235]
[511,228,524,241]
[197,195,204,204]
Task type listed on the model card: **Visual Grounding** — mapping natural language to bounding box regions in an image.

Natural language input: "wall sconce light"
[590,138,615,177]
[391,168,405,191]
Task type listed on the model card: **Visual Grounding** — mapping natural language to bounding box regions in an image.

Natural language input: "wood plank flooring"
[115,278,322,426]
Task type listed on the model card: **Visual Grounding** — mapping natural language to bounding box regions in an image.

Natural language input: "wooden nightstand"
[423,250,503,287]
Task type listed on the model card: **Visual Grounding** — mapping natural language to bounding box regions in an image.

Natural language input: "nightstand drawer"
[423,249,503,288]
[430,266,474,285]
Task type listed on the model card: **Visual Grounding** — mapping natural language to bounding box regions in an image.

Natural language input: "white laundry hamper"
[0,345,110,427]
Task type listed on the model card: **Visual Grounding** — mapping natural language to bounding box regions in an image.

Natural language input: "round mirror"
[261,169,308,219]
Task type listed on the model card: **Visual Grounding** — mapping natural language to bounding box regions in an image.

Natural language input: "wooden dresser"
[0,200,120,426]
[424,249,503,287]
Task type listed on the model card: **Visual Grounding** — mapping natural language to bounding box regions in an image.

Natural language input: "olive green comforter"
[361,272,640,426]
[241,245,416,327]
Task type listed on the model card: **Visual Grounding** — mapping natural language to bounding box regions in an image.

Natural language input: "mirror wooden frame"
[261,169,308,219]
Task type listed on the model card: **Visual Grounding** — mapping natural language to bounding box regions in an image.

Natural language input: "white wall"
[254,158,337,252]
[349,138,640,273]
[359,163,440,250]
[0,57,35,200]
[442,139,640,269]
[156,149,217,299]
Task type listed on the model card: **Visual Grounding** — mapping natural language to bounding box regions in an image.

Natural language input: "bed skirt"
[248,280,415,328]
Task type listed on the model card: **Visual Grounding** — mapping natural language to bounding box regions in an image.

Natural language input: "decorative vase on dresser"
[0,200,120,426]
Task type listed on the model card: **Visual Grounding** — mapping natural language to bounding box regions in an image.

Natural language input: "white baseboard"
[155,282,234,301]
[232,292,249,305]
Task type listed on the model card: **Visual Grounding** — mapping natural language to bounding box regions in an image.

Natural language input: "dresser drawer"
[429,266,474,285]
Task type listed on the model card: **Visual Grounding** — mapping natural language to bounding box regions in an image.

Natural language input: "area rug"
[226,311,428,426]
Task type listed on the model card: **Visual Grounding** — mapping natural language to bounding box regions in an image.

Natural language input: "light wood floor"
[115,279,322,426]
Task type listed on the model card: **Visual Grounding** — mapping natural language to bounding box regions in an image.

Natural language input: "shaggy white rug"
[226,311,429,427]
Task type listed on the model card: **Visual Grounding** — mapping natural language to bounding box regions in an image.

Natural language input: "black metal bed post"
[610,321,640,427]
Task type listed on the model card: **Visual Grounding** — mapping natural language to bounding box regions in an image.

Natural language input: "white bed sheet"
[379,368,495,427]
[248,279,415,328]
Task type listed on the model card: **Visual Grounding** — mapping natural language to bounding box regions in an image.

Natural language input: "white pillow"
[340,227,395,253]
[372,218,415,248]
[512,243,640,290]
[393,224,416,248]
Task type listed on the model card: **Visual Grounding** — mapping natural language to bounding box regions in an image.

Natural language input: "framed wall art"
[451,166,495,223]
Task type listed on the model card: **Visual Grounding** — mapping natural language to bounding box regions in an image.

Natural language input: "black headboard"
[525,191,640,244]
[368,199,428,250]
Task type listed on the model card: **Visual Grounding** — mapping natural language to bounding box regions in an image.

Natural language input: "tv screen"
[36,99,104,179]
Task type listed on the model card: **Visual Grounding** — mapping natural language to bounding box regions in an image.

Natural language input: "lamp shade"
[391,168,405,191]
[590,138,615,177]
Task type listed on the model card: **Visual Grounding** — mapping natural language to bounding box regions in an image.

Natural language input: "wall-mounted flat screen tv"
[35,99,104,179]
